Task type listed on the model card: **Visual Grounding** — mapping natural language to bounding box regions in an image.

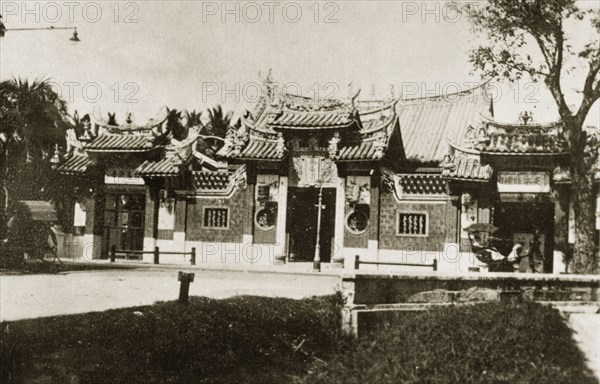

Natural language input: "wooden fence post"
[154,246,160,265]
[110,245,116,263]
[190,247,196,266]
[354,255,360,270]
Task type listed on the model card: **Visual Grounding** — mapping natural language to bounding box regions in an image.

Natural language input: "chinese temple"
[55,77,598,273]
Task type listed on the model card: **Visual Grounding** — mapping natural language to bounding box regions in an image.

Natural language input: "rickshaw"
[2,200,60,264]
[464,223,528,272]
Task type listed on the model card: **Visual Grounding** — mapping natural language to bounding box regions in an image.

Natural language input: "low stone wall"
[341,271,600,336]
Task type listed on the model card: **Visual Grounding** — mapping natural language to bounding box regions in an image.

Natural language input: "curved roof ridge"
[398,80,491,103]
[481,114,563,129]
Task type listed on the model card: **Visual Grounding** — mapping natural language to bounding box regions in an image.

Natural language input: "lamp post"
[313,185,325,272]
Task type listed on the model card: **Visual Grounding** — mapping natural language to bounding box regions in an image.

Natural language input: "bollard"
[154,246,160,265]
[178,272,195,304]
[190,247,196,266]
[433,258,438,271]
[354,255,360,270]
[110,245,116,263]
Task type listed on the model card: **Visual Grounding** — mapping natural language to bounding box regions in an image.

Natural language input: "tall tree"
[466,0,600,273]
[0,78,71,240]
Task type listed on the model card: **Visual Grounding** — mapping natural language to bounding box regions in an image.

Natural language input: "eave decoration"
[381,167,403,202]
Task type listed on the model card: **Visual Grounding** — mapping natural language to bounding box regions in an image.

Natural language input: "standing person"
[529,228,542,273]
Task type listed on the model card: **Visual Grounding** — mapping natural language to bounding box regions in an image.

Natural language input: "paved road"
[0,269,341,322]
[569,313,600,379]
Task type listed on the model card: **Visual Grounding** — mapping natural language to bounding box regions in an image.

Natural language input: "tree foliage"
[466,0,600,273]
[0,78,73,238]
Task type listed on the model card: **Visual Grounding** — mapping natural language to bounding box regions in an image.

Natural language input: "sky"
[0,0,598,127]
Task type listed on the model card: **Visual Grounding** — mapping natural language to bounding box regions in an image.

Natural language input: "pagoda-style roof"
[55,154,96,175]
[136,157,182,177]
[57,112,197,178]
[451,115,568,155]
[220,80,399,162]
[268,108,356,130]
[398,84,491,163]
[85,134,156,152]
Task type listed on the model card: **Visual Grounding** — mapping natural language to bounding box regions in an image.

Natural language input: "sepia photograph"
[0,0,599,382]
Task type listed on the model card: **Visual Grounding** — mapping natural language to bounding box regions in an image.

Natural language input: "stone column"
[333,177,345,261]
[82,192,104,260]
[368,175,380,261]
[173,196,187,252]
[242,184,256,249]
[275,176,288,258]
[143,186,157,263]
[553,186,570,273]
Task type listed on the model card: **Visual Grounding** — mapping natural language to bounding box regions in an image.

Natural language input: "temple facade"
[55,79,599,272]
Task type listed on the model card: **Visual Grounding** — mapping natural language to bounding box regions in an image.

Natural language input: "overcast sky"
[0,1,598,127]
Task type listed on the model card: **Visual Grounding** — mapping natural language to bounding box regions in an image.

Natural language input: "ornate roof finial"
[50,144,62,169]
[388,84,395,101]
[275,132,286,158]
[519,110,533,125]
[262,68,276,102]
[328,132,341,159]
[440,154,456,172]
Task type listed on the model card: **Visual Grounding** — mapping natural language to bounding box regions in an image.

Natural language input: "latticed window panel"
[398,174,446,195]
[202,207,229,229]
[396,212,428,236]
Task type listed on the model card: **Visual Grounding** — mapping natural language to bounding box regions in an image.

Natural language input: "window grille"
[397,212,428,236]
[203,207,229,229]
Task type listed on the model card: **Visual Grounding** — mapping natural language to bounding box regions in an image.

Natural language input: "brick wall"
[378,191,447,252]
[344,203,369,248]
[186,188,246,243]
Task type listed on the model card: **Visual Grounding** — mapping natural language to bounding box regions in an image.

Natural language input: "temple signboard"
[497,172,550,194]
[289,156,339,187]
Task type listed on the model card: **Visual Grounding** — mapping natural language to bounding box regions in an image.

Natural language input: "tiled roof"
[459,118,568,154]
[85,134,155,152]
[56,155,95,174]
[268,110,355,129]
[218,139,285,160]
[442,157,493,181]
[135,158,181,177]
[480,133,567,153]
[398,84,490,163]
[337,142,381,160]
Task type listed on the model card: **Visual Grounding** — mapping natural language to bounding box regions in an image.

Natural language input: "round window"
[345,210,369,235]
[255,207,276,231]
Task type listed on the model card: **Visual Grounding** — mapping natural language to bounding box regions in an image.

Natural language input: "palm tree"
[0,78,71,240]
[197,105,239,156]
[184,110,203,130]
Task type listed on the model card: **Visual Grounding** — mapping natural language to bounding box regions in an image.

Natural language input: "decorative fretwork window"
[202,207,229,229]
[396,212,428,236]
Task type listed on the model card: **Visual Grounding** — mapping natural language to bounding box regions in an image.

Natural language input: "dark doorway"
[104,192,146,258]
[287,188,336,262]
[493,202,554,272]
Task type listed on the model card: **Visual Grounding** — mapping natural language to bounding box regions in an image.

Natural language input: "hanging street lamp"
[0,15,80,42]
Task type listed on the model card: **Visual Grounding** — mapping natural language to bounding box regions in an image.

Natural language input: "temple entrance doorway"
[287,187,336,262]
[493,201,554,272]
[103,191,146,259]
